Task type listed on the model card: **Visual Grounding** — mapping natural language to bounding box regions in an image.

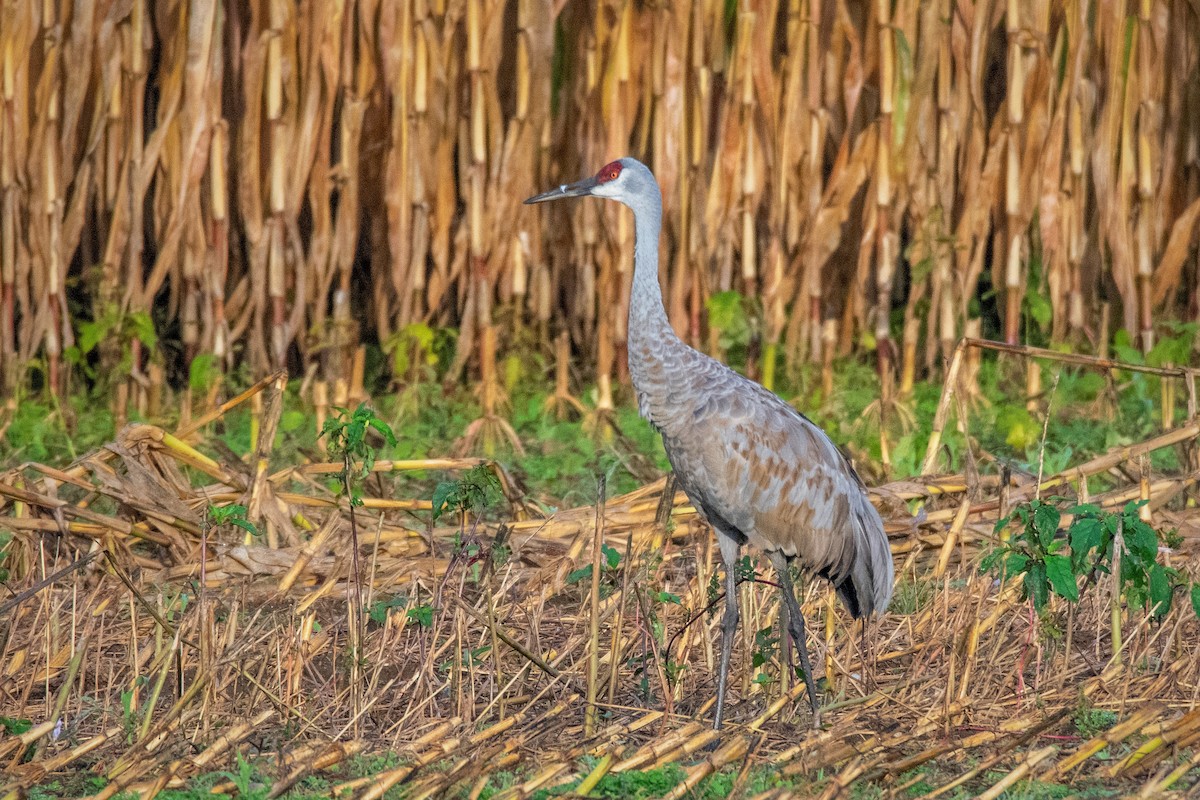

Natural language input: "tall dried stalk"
[0,1,1198,433]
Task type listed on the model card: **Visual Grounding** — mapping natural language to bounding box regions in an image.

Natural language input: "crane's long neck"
[626,189,675,345]
[624,185,691,432]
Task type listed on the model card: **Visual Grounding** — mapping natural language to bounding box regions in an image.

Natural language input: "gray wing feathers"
[842,487,894,616]
[655,348,894,619]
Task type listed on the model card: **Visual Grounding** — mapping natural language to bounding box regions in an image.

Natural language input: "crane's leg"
[713,532,741,730]
[769,552,821,729]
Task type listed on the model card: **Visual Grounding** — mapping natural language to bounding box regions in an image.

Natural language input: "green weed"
[205,503,259,539]
[432,464,503,526]
[889,577,936,615]
[1074,697,1119,739]
[983,497,1200,619]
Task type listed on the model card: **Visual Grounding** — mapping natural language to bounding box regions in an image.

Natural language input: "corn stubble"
[2,369,1200,797]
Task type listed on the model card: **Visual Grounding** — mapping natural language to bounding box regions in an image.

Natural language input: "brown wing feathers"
[657,348,893,619]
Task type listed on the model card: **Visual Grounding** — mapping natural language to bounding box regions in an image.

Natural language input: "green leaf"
[368,417,398,446]
[1125,520,1158,564]
[347,418,366,448]
[406,322,435,351]
[406,604,433,628]
[1190,583,1200,619]
[128,311,158,349]
[0,717,33,735]
[979,547,1005,573]
[319,416,342,440]
[602,543,621,570]
[369,596,407,626]
[431,481,459,523]
[705,291,752,349]
[1006,552,1030,576]
[281,410,306,433]
[209,504,252,529]
[1148,564,1172,617]
[706,291,744,332]
[1033,503,1061,547]
[655,591,682,605]
[1068,518,1104,570]
[566,565,592,584]
[737,556,757,583]
[229,518,261,537]
[188,353,219,393]
[1121,556,1146,588]
[999,407,1040,451]
[1023,561,1049,610]
[1025,289,1053,329]
[78,320,107,355]
[1045,555,1079,603]
[1124,499,1150,516]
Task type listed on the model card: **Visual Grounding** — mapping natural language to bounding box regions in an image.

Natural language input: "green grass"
[3,342,1189,512]
[888,576,937,615]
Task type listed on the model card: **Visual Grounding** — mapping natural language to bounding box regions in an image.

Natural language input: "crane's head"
[524,157,658,208]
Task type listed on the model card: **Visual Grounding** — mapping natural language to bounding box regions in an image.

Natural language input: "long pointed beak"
[524,175,599,204]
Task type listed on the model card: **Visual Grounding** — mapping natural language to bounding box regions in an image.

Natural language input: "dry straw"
[2,349,1200,796]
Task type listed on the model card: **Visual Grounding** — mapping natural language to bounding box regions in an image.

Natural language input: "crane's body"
[527,157,894,730]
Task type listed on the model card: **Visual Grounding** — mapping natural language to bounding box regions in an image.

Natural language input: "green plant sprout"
[319,402,399,726]
[567,542,621,589]
[431,463,503,528]
[321,403,399,509]
[983,497,1200,663]
[205,503,259,539]
[64,304,158,384]
[220,752,268,800]
[320,402,398,594]
[430,464,506,589]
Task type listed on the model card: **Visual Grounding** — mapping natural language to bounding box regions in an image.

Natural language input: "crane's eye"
[598,162,623,183]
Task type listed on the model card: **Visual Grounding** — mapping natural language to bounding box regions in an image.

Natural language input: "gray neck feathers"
[626,187,672,340]
[624,178,691,434]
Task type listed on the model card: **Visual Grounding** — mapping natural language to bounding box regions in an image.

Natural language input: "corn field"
[3,0,1200,411]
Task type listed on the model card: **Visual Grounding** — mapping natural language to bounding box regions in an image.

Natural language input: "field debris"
[2,377,1200,798]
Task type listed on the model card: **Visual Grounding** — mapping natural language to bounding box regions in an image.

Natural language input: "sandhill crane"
[526,157,894,730]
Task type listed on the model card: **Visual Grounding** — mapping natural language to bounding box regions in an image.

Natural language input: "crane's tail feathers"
[838,494,894,618]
